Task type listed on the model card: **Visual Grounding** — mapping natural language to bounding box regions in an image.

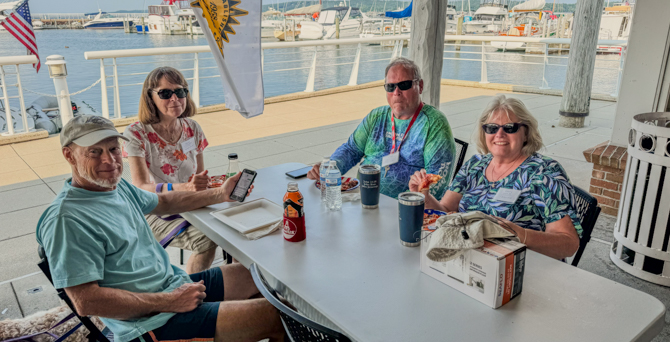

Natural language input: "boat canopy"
[385,1,412,18]
[0,1,19,12]
[263,9,281,16]
[285,4,321,16]
[512,0,546,11]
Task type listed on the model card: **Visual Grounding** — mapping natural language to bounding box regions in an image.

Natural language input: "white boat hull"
[491,41,526,51]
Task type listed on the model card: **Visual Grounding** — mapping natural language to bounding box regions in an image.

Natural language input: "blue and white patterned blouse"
[448,153,583,236]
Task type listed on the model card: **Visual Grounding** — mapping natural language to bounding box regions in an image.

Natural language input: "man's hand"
[218,172,254,202]
[168,281,207,313]
[409,169,429,193]
[306,163,320,180]
[187,170,209,191]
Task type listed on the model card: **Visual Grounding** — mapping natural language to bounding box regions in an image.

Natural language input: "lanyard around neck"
[390,103,423,153]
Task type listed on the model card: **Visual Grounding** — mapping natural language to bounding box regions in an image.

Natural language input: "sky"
[28,0,579,14]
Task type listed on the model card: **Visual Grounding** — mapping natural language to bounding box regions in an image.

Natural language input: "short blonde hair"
[138,67,196,125]
[475,95,543,155]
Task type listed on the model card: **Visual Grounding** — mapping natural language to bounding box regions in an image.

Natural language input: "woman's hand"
[409,169,429,193]
[187,170,209,191]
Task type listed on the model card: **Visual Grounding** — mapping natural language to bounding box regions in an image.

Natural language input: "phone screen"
[233,172,255,199]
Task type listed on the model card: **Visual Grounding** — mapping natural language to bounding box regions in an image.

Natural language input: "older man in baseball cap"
[37,115,284,342]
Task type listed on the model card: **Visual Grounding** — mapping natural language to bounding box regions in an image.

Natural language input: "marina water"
[1,29,622,124]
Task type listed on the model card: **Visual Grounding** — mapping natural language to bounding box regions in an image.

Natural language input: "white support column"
[112,57,121,118]
[480,41,489,84]
[0,66,14,135]
[99,59,110,119]
[192,53,200,107]
[610,0,670,146]
[348,43,362,86]
[304,46,317,93]
[409,0,448,107]
[14,64,29,132]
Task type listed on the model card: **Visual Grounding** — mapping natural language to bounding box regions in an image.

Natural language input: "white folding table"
[182,162,665,342]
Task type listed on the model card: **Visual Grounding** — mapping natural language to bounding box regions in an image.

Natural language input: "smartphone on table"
[230,169,257,202]
[285,166,313,179]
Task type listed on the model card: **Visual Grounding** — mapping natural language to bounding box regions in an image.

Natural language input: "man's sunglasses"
[482,123,527,134]
[152,88,189,100]
[384,79,418,92]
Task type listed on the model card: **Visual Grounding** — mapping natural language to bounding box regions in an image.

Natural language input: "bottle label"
[326,178,342,186]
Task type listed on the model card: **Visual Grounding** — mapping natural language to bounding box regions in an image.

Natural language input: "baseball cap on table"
[60,115,129,147]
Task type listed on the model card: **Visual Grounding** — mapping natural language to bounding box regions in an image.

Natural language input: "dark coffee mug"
[398,192,425,247]
[358,164,381,209]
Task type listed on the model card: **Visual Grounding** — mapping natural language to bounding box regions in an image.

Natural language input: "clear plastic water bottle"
[325,160,342,211]
[319,156,330,202]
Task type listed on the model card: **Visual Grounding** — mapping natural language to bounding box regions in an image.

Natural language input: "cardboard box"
[420,227,526,309]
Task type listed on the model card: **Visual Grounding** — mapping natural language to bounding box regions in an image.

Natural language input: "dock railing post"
[193,52,200,107]
[14,64,29,132]
[540,43,550,89]
[0,66,15,135]
[112,57,121,118]
[480,41,489,84]
[100,59,110,119]
[305,46,317,92]
[348,43,362,86]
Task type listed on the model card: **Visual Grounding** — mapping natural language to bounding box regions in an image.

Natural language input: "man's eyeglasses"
[482,123,527,134]
[384,79,418,93]
[152,88,189,100]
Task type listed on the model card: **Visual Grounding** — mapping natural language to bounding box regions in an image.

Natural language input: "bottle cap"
[228,153,238,160]
[329,160,337,166]
[287,182,299,191]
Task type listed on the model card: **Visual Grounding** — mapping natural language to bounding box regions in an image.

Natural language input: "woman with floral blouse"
[410,95,582,260]
[123,67,216,273]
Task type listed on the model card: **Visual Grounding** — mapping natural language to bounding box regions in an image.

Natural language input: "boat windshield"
[149,5,173,16]
[474,14,505,20]
[350,9,363,19]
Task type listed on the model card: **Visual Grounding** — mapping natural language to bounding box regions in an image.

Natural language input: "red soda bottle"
[283,182,306,242]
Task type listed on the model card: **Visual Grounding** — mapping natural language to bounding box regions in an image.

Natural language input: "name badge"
[493,188,521,204]
[181,138,197,154]
[381,152,400,168]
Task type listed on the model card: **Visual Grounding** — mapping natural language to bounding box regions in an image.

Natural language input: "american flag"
[0,0,40,72]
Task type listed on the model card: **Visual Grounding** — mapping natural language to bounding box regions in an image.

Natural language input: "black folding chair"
[452,138,469,182]
[37,246,113,342]
[249,263,352,342]
[571,186,601,267]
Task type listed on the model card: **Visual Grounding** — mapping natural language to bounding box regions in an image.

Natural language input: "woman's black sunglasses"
[384,79,417,92]
[153,88,189,100]
[482,123,527,134]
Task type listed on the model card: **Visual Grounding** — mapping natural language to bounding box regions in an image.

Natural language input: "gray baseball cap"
[60,115,128,147]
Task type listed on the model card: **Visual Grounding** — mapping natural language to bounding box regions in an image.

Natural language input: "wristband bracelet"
[167,183,173,191]
[155,183,164,193]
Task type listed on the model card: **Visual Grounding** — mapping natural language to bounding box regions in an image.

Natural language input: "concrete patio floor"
[0,86,668,341]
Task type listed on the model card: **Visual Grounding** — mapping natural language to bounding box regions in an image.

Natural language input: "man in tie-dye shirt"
[307,58,456,199]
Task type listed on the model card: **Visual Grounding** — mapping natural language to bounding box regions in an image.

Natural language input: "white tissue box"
[420,228,526,309]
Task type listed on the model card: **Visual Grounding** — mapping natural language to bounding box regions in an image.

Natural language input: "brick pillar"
[583,141,628,216]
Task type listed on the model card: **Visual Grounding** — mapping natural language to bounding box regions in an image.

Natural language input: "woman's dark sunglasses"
[482,123,527,134]
[153,88,189,100]
[384,79,417,92]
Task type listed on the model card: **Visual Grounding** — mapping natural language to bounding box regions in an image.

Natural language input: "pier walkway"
[0,85,667,341]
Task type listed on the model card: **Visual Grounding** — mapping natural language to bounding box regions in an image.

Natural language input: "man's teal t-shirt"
[36,178,192,342]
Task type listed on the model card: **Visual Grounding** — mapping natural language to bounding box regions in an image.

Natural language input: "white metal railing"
[0,55,38,136]
[83,34,627,120]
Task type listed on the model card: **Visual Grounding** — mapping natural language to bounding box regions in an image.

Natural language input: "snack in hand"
[208,175,227,188]
[423,213,441,227]
[418,174,442,191]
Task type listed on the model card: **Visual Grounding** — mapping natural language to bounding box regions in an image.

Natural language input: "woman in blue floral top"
[410,95,582,260]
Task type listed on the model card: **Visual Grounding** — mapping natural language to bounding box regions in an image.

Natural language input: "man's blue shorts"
[134,267,224,342]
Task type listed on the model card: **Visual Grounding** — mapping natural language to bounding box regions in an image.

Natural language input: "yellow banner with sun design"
[191,0,248,57]
[190,0,264,118]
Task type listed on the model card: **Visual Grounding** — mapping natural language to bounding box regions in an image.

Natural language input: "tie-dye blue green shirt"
[331,104,456,199]
[448,153,583,236]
